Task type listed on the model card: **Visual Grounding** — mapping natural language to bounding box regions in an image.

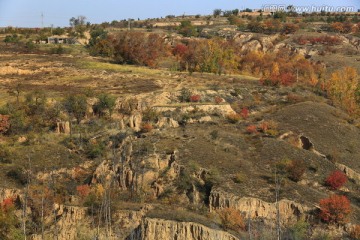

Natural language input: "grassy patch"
[76,60,164,75]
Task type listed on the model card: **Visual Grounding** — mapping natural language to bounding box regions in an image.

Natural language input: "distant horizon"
[0,0,359,28]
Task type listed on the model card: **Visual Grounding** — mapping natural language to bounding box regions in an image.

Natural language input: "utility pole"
[41,12,44,28]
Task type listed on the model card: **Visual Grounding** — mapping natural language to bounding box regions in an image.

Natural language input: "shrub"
[350,224,360,240]
[50,44,65,54]
[325,170,347,190]
[210,130,219,140]
[240,107,249,119]
[142,107,160,122]
[233,173,245,184]
[287,93,304,103]
[6,168,28,185]
[0,115,10,134]
[259,120,278,135]
[141,123,153,133]
[214,96,223,104]
[179,88,191,102]
[246,125,258,134]
[190,95,201,102]
[227,113,241,123]
[319,195,351,224]
[286,159,306,182]
[1,198,15,212]
[218,208,245,233]
[86,142,105,159]
[93,93,116,117]
[76,185,91,199]
[287,219,310,240]
[175,168,194,193]
[0,146,12,164]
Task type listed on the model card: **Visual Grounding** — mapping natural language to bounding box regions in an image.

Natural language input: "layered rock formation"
[127,218,239,240]
[209,188,311,225]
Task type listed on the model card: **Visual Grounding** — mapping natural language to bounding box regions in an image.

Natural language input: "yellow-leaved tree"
[327,67,359,115]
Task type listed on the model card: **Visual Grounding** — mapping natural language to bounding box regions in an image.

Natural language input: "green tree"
[273,11,287,22]
[63,94,88,124]
[178,21,197,37]
[93,93,116,117]
[213,9,222,17]
[4,34,19,45]
[69,16,87,27]
[52,27,65,35]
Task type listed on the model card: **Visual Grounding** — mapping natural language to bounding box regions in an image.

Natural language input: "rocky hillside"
[0,25,360,240]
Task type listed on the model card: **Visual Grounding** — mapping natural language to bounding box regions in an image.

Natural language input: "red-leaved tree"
[0,115,10,134]
[76,185,91,199]
[1,197,14,212]
[240,107,249,119]
[325,170,347,190]
[190,95,201,102]
[319,195,351,224]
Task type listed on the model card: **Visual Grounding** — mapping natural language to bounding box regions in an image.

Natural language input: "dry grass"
[77,60,165,75]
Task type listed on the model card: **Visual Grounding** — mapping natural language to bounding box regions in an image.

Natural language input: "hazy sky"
[0,0,359,27]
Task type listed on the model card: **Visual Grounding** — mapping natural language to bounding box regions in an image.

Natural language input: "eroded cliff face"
[91,135,182,198]
[31,205,148,240]
[209,188,311,225]
[127,218,239,240]
[31,205,88,240]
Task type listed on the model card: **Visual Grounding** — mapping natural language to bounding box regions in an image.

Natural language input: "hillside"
[0,12,360,240]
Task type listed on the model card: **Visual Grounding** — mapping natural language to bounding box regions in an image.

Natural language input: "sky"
[0,0,359,27]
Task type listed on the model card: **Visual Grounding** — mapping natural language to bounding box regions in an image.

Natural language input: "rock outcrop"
[127,217,239,240]
[153,104,236,117]
[91,135,181,196]
[55,121,70,134]
[54,205,88,240]
[209,188,311,225]
[156,117,179,128]
[129,113,143,132]
[336,163,360,185]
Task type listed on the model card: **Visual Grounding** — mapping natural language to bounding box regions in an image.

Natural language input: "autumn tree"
[319,195,351,224]
[0,115,10,134]
[112,32,169,67]
[178,39,238,75]
[76,184,91,199]
[217,208,246,233]
[325,170,347,190]
[0,197,22,239]
[326,67,359,114]
[88,28,113,57]
[28,185,54,236]
[282,23,299,34]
